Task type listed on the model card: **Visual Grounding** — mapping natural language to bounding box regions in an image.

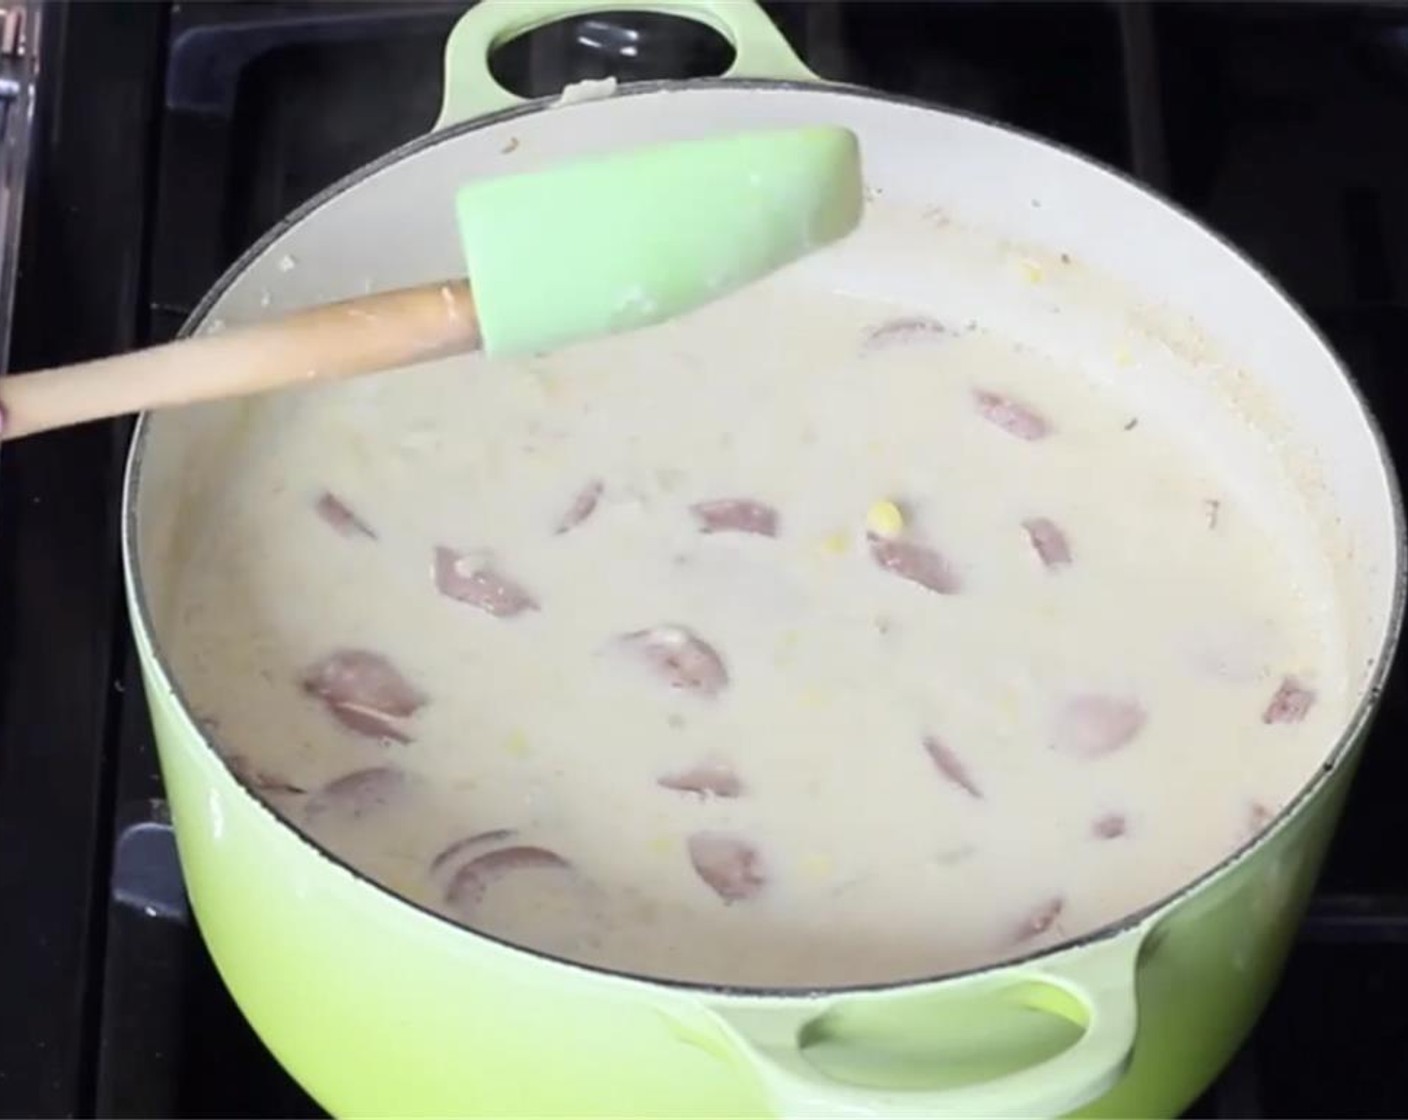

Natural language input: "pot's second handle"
[713,941,1141,1119]
[436,0,819,129]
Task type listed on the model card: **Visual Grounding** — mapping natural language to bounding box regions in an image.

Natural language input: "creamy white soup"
[163,205,1346,988]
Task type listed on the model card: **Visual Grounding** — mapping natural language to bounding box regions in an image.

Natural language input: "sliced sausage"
[863,316,946,352]
[1092,812,1128,840]
[1262,676,1315,724]
[301,649,427,743]
[433,546,538,618]
[1052,694,1146,758]
[1013,895,1065,943]
[658,760,744,799]
[687,831,766,903]
[444,846,571,916]
[691,498,779,538]
[305,766,405,824]
[225,752,306,795]
[315,490,377,540]
[973,389,1051,441]
[328,704,416,743]
[1022,517,1071,570]
[302,649,426,717]
[616,625,729,697]
[429,828,518,875]
[923,736,982,799]
[870,536,960,595]
[555,479,603,535]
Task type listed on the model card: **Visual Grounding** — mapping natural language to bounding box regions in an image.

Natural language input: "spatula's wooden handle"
[0,279,480,441]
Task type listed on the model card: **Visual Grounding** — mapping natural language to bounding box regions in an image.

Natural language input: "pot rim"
[122,75,1408,1000]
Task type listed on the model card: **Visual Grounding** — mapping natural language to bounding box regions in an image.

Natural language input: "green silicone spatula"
[0,125,861,442]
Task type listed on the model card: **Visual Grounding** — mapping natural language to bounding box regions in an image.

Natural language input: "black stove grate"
[4,3,1408,1117]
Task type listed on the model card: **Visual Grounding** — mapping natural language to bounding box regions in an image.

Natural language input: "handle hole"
[795,982,1087,1092]
[488,11,736,99]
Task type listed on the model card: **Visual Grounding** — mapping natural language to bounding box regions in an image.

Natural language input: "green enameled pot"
[122,2,1405,1116]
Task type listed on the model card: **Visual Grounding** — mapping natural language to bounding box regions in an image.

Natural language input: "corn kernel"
[504,730,530,757]
[1020,258,1044,284]
[820,531,849,555]
[866,499,905,539]
[801,854,835,880]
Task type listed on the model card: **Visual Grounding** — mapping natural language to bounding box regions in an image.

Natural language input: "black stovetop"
[4,3,1408,1117]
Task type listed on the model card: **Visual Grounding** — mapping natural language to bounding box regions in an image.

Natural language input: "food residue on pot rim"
[554,76,618,108]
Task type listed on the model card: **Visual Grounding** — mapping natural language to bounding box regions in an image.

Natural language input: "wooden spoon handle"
[0,279,480,441]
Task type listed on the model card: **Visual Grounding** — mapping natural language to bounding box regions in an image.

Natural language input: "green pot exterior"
[132,601,1362,1119]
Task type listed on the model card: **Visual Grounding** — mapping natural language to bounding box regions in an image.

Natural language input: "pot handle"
[711,939,1141,1119]
[436,0,820,129]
